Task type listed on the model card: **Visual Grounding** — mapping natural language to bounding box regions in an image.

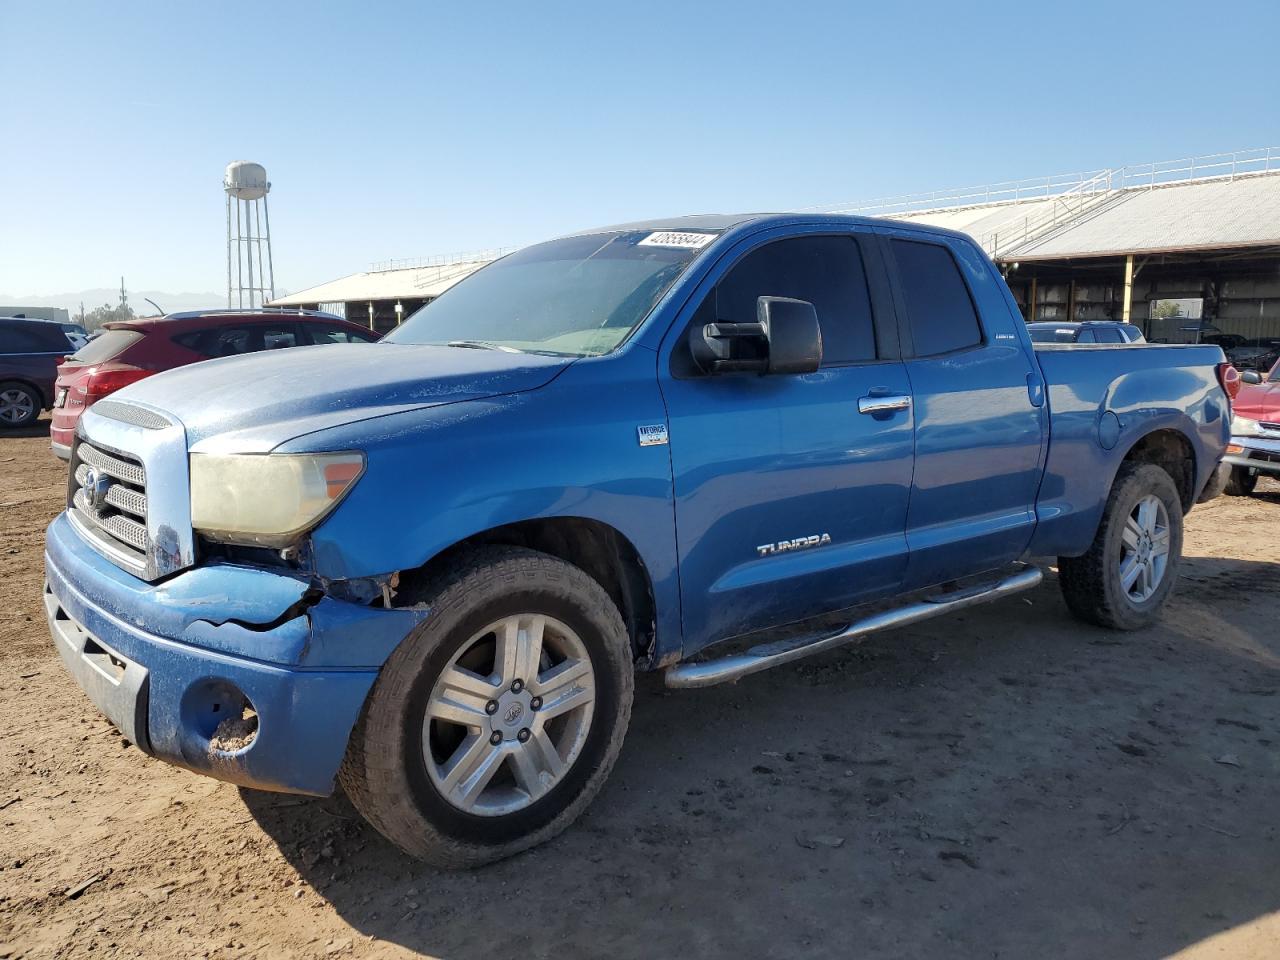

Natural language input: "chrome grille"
[77,441,146,486]
[68,439,149,565]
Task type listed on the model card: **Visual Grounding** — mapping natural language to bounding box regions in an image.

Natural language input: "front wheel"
[340,546,634,867]
[1224,466,1258,497]
[1058,463,1183,630]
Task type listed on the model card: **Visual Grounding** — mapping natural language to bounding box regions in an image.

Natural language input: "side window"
[1094,326,1124,344]
[305,324,357,345]
[1076,329,1097,344]
[1,328,40,353]
[891,239,983,356]
[172,331,207,354]
[207,327,258,357]
[2,325,65,353]
[261,325,299,350]
[710,235,878,365]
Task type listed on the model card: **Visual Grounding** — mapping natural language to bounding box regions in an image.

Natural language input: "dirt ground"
[2,416,1279,960]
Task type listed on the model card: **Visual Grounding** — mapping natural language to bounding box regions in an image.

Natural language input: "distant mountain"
[0,288,286,316]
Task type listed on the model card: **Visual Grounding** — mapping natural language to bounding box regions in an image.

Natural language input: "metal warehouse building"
[851,147,1280,351]
[267,251,505,335]
[273,147,1280,356]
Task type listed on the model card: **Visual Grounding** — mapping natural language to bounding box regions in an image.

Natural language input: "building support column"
[1122,254,1134,323]
[1028,276,1037,322]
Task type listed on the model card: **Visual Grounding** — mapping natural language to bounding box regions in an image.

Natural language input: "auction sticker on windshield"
[638,231,716,249]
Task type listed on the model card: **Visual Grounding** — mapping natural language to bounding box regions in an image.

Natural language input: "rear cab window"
[890,239,984,356]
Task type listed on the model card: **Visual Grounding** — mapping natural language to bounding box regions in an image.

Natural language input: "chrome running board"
[664,565,1043,690]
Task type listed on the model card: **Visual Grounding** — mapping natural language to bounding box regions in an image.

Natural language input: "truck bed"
[1027,341,1229,558]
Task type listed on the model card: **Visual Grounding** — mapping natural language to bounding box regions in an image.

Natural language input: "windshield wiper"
[446,339,525,354]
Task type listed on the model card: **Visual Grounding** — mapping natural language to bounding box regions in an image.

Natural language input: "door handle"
[858,394,912,415]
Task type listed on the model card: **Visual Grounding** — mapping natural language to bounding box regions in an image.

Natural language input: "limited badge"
[637,231,716,249]
[637,424,669,447]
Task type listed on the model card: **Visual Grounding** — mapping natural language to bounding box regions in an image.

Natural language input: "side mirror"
[690,296,822,375]
[1241,369,1263,385]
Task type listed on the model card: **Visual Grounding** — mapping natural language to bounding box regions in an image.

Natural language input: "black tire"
[0,381,41,429]
[1058,463,1183,630]
[339,546,634,868]
[1224,466,1258,497]
[1197,462,1230,503]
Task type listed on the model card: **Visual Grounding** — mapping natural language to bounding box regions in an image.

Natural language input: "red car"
[1224,358,1280,495]
[51,309,378,459]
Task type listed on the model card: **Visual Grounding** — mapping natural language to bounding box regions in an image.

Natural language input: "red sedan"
[51,309,378,459]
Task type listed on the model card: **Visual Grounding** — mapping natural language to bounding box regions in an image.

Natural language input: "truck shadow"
[242,556,1280,960]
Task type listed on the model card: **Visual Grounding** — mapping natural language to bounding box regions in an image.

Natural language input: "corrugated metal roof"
[1011,172,1280,259]
[890,171,1280,260]
[267,259,492,307]
[890,197,1062,244]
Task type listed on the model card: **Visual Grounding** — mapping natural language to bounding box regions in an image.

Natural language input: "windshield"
[384,230,716,357]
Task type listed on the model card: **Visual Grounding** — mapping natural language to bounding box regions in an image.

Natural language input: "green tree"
[83,301,135,332]
[1150,300,1184,320]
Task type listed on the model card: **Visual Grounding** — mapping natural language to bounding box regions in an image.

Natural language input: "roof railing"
[369,247,516,274]
[809,145,1280,218]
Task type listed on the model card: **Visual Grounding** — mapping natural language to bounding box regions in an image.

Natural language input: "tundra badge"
[757,533,832,557]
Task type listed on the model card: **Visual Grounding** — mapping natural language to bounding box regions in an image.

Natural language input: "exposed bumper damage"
[44,512,428,795]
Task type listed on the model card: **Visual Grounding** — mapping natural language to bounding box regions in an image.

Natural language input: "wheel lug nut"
[489,731,503,746]
[517,728,531,743]
[485,700,498,715]
[530,696,542,710]
[511,679,524,693]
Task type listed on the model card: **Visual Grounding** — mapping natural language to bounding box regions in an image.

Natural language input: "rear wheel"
[1058,463,1183,630]
[340,546,633,867]
[0,382,40,429]
[1224,466,1258,497]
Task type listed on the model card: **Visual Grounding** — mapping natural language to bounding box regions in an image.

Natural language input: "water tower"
[224,161,275,308]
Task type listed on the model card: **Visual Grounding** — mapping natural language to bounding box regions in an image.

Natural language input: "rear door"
[660,226,914,654]
[878,228,1047,590]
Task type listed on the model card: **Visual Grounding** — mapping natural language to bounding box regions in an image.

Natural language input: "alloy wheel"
[1119,494,1171,603]
[0,388,35,425]
[424,613,596,816]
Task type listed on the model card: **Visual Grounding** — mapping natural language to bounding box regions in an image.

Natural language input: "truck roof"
[560,211,974,244]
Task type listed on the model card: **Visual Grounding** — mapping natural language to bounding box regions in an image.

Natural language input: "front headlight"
[1230,414,1261,437]
[190,452,365,546]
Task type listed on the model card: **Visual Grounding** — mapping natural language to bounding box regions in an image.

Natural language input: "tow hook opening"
[210,704,259,756]
[181,678,260,756]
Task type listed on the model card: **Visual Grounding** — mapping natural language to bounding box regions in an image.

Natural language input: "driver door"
[659,228,914,656]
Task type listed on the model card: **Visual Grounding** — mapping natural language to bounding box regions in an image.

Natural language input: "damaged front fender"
[48,513,430,670]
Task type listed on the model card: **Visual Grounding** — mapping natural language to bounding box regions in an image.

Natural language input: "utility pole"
[119,277,129,314]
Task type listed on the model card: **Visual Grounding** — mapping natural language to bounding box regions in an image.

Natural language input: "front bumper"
[1224,435,1280,477]
[44,512,427,795]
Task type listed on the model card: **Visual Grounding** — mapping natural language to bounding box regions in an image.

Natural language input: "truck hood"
[111,343,572,452]
[1233,379,1280,422]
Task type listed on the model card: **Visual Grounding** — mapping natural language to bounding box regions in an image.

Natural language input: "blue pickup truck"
[44,214,1232,867]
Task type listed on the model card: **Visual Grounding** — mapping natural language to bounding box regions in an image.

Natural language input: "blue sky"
[3,0,1279,299]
